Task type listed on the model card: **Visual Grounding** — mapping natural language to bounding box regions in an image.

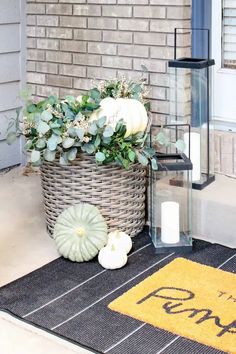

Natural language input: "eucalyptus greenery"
[7,78,159,169]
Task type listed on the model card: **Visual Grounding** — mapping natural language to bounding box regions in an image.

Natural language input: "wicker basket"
[40,154,147,237]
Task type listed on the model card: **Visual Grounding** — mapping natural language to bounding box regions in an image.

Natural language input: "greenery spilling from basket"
[6,76,184,170]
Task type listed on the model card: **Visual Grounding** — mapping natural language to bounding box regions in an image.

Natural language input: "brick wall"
[26,0,191,121]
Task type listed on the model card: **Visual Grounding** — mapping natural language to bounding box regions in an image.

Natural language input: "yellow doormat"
[108,258,236,354]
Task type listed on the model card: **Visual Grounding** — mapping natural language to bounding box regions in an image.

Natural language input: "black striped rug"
[0,228,235,354]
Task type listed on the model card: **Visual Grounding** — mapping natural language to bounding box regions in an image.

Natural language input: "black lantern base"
[149,229,193,254]
[192,173,215,190]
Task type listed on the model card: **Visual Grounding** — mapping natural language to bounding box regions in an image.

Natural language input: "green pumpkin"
[53,203,108,262]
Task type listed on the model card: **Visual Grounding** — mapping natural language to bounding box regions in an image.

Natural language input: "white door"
[0,0,26,170]
[212,0,236,123]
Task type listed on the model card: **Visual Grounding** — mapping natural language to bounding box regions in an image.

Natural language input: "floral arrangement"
[7,77,158,169]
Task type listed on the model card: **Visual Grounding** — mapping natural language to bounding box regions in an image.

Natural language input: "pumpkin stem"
[76,227,85,237]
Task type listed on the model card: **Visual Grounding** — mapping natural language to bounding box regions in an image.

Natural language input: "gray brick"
[37,38,59,50]
[46,51,72,63]
[88,42,117,55]
[47,74,73,88]
[103,31,132,44]
[134,6,166,18]
[167,6,191,19]
[118,44,149,58]
[150,0,190,4]
[102,6,132,17]
[73,5,101,16]
[60,16,87,28]
[60,40,87,52]
[60,88,82,99]
[27,3,45,14]
[36,62,58,74]
[36,15,58,26]
[88,0,116,3]
[151,46,174,60]
[150,19,190,32]
[46,27,73,39]
[133,58,166,73]
[27,61,36,72]
[73,53,101,66]
[28,38,36,48]
[59,0,86,3]
[27,15,36,25]
[88,17,117,30]
[149,86,166,100]
[150,73,169,87]
[87,66,117,80]
[27,49,45,61]
[27,26,45,38]
[46,4,72,15]
[37,85,59,97]
[134,32,166,46]
[102,56,132,69]
[27,72,46,85]
[59,64,86,77]
[118,0,148,3]
[74,29,102,41]
[118,19,149,31]
[74,78,91,90]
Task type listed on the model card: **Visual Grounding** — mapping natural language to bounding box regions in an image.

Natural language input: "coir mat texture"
[0,229,235,354]
[109,258,236,354]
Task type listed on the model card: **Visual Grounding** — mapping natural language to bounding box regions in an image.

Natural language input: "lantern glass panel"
[149,155,192,253]
[168,60,215,190]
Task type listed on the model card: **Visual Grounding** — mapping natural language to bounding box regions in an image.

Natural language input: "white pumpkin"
[98,244,128,270]
[53,203,108,262]
[107,230,132,254]
[90,97,148,137]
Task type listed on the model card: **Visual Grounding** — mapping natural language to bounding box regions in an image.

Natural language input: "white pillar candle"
[184,132,201,182]
[161,201,180,244]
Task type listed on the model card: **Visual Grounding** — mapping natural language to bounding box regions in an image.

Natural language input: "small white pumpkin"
[90,97,148,137]
[53,203,108,262]
[98,244,128,270]
[107,230,132,254]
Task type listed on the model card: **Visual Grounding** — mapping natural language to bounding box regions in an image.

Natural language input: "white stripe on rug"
[51,253,174,330]
[23,242,151,318]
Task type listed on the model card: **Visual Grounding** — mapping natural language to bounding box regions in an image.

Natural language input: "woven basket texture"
[40,154,147,237]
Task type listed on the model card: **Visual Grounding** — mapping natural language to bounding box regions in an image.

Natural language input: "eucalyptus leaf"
[76,128,84,141]
[103,125,114,138]
[47,134,60,151]
[156,131,170,146]
[36,138,46,149]
[151,157,158,171]
[128,150,136,162]
[96,116,106,128]
[88,122,97,136]
[82,143,95,154]
[95,151,105,162]
[89,88,101,102]
[62,137,75,149]
[94,135,101,148]
[6,132,17,145]
[67,147,77,161]
[175,139,186,152]
[65,95,76,105]
[37,121,50,135]
[59,154,68,165]
[31,150,41,163]
[141,64,149,72]
[68,127,77,138]
[136,152,149,166]
[44,149,56,162]
[25,140,33,150]
[41,110,53,122]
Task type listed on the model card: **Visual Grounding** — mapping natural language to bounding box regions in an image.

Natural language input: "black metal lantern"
[149,153,193,254]
[168,28,215,190]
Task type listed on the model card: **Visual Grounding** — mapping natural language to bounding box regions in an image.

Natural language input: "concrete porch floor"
[0,167,235,354]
